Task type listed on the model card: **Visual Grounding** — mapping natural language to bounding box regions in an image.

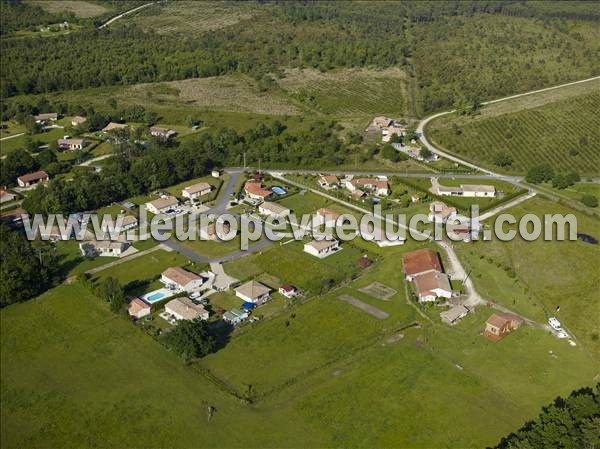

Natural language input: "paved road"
[267,168,524,182]
[99,2,159,28]
[160,168,276,262]
[416,76,600,196]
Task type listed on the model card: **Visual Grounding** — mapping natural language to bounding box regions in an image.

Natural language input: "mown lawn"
[90,249,189,296]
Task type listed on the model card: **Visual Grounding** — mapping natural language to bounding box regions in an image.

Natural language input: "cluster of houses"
[366,116,406,143]
[127,262,301,330]
[430,178,496,198]
[317,174,389,200]
[145,180,213,215]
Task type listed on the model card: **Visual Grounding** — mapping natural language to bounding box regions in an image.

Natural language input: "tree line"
[492,384,600,449]
[21,119,349,215]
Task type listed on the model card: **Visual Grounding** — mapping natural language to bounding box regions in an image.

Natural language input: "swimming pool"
[140,288,174,304]
[271,186,287,195]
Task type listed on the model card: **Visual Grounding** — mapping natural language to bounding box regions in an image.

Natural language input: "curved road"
[417,75,600,182]
[99,2,158,29]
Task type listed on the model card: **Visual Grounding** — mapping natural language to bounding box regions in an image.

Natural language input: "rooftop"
[402,248,442,276]
[162,267,201,286]
[235,280,270,300]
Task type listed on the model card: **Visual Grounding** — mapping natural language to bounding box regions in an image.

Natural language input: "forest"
[493,384,600,449]
[1,1,598,113]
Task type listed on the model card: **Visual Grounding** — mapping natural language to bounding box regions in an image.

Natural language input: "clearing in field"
[427,79,600,175]
[128,1,261,34]
[121,75,300,116]
[338,294,390,319]
[358,282,397,301]
[277,68,408,117]
[27,0,109,17]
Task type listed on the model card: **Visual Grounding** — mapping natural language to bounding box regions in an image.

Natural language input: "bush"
[525,163,554,184]
[581,194,598,208]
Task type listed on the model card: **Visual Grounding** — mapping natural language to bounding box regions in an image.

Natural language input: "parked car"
[548,317,562,330]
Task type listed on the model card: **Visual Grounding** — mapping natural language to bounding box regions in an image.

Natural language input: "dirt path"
[98,2,158,29]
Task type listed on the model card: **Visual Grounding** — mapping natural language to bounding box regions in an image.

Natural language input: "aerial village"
[0,112,570,351]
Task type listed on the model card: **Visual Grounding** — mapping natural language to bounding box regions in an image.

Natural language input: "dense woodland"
[1,1,598,112]
[493,384,600,449]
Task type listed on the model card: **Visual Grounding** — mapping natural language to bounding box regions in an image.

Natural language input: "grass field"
[27,0,109,17]
[4,239,598,448]
[277,68,408,117]
[427,79,600,175]
[129,1,261,34]
[91,249,189,296]
[456,197,600,357]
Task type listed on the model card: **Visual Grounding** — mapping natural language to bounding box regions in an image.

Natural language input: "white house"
[161,267,203,293]
[165,297,209,321]
[413,271,453,302]
[211,169,221,178]
[223,308,249,325]
[428,201,457,223]
[79,240,130,257]
[346,178,389,196]
[0,188,17,203]
[33,112,58,124]
[146,196,178,214]
[244,181,272,201]
[235,280,271,305]
[303,239,340,258]
[318,175,340,189]
[58,138,87,150]
[430,178,495,197]
[150,127,176,139]
[182,182,212,200]
[17,170,49,187]
[279,284,298,298]
[440,305,470,325]
[128,297,151,319]
[100,215,138,233]
[71,116,87,127]
[460,184,496,197]
[258,201,290,218]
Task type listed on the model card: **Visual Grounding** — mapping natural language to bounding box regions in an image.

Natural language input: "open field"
[428,80,600,175]
[277,68,408,117]
[27,0,109,18]
[2,232,599,448]
[457,197,600,356]
[91,249,189,296]
[128,1,261,34]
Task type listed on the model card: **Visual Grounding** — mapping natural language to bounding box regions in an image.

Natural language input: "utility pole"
[243,152,246,170]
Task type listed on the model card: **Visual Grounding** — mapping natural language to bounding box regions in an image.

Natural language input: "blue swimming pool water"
[146,292,167,302]
[141,290,173,304]
[271,186,287,195]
